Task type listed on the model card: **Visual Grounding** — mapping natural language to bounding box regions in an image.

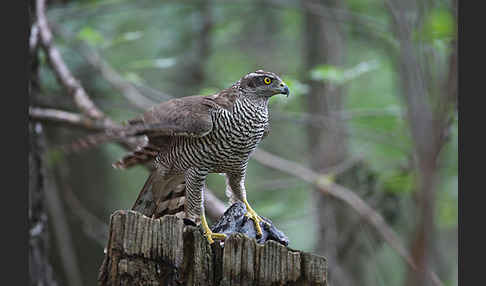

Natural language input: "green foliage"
[417,9,456,42]
[77,26,104,47]
[122,71,144,84]
[310,60,379,84]
[381,170,415,195]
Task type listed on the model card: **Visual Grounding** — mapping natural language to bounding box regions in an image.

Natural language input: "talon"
[243,200,266,237]
[201,214,227,244]
[204,232,227,244]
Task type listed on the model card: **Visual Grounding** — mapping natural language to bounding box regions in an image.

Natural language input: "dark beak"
[280,85,290,97]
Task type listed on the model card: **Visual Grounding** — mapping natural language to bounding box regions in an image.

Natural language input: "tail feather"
[112,143,160,169]
[131,171,187,220]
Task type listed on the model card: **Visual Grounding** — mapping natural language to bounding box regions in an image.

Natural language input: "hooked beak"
[279,83,290,97]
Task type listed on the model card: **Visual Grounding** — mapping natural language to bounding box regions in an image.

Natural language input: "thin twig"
[36,0,105,120]
[78,47,156,110]
[49,23,157,110]
[29,107,109,131]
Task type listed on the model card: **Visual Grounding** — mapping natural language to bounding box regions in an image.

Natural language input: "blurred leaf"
[381,170,415,195]
[437,176,458,228]
[123,72,144,84]
[311,60,379,84]
[281,77,309,96]
[77,26,104,47]
[122,31,143,41]
[270,77,308,107]
[128,58,176,69]
[417,9,456,41]
[311,65,345,83]
[105,31,144,48]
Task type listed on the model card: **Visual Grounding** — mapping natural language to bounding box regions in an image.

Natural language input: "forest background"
[28,0,458,285]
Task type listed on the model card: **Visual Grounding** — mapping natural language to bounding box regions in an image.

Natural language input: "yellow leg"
[243,199,269,237]
[201,214,227,244]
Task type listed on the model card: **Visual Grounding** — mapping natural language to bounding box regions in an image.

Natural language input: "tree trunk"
[29,0,57,283]
[98,210,328,285]
[29,121,59,286]
[302,0,349,285]
[302,1,390,285]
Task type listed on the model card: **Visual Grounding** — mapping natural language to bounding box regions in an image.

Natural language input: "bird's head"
[238,70,290,98]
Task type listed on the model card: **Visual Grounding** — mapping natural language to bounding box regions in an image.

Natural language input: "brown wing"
[126,95,216,138]
[113,90,238,169]
[127,88,239,138]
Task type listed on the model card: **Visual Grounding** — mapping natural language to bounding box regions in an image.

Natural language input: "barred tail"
[131,171,187,219]
[112,144,160,169]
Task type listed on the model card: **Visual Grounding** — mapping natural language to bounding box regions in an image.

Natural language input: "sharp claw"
[204,232,227,244]
[245,210,264,237]
[206,234,214,244]
[200,214,227,244]
[243,200,267,237]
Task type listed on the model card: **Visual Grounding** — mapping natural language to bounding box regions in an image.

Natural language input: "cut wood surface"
[98,210,327,285]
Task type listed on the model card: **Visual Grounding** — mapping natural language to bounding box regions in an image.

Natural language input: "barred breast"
[157,97,269,174]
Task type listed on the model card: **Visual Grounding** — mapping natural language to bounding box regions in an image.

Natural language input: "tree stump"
[98,210,327,285]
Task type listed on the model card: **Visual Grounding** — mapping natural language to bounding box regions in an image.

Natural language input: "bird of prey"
[113,70,289,243]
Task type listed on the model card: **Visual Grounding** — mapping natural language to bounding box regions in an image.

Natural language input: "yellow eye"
[264,77,272,85]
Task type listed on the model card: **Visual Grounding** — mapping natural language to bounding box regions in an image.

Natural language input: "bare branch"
[29,107,109,131]
[29,106,143,153]
[80,47,156,110]
[252,148,442,285]
[49,23,158,110]
[36,0,105,120]
[29,23,39,54]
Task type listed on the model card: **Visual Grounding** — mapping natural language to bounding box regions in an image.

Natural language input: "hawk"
[113,70,289,243]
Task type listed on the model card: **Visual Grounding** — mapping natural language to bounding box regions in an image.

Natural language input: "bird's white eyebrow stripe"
[245,73,260,78]
[245,72,278,79]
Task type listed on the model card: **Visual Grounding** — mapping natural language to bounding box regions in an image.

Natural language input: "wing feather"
[127,95,216,138]
[113,89,238,169]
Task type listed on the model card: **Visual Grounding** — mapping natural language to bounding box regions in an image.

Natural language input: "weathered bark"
[98,210,327,285]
